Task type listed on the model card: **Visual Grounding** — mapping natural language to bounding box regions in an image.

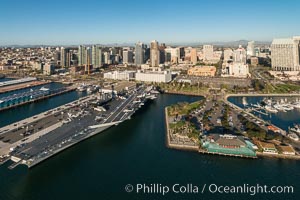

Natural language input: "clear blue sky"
[0,0,299,45]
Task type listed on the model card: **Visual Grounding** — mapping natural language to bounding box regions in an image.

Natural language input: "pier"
[0,81,49,94]
[224,93,287,136]
[0,86,76,111]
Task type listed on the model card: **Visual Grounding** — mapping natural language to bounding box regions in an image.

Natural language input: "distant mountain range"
[0,40,272,48]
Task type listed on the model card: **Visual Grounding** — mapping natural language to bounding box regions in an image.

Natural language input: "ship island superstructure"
[0,84,157,169]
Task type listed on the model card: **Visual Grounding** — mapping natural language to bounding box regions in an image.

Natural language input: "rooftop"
[258,141,276,149]
[279,145,295,153]
[271,38,294,45]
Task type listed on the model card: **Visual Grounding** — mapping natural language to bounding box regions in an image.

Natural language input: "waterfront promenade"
[164,92,300,160]
[164,107,199,152]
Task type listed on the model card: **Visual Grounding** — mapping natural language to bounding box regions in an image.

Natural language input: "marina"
[228,95,300,143]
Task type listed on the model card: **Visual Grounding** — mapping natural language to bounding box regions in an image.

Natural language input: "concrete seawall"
[164,107,199,152]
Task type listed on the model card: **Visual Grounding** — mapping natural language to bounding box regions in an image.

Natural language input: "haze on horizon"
[0,0,299,45]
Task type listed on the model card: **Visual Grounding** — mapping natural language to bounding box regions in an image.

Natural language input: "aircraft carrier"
[0,85,157,169]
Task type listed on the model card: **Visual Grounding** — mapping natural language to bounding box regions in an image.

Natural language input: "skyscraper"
[203,45,214,61]
[150,40,160,67]
[60,47,65,67]
[135,42,145,66]
[60,47,71,68]
[92,45,102,68]
[104,52,111,64]
[233,45,247,64]
[191,48,198,64]
[271,36,300,71]
[247,41,255,57]
[123,49,133,64]
[78,45,87,66]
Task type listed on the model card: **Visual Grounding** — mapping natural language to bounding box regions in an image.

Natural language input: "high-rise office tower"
[247,41,255,57]
[159,43,166,64]
[271,36,300,71]
[60,47,65,67]
[104,52,111,64]
[92,45,102,68]
[203,45,214,61]
[60,47,71,67]
[150,40,160,67]
[78,45,87,66]
[191,48,198,64]
[135,42,145,66]
[233,45,247,64]
[123,49,133,64]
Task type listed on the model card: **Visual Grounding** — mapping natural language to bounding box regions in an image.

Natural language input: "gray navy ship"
[0,84,157,169]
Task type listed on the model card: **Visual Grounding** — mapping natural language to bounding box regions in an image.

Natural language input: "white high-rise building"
[271,36,300,71]
[104,52,111,64]
[224,49,233,61]
[233,45,247,64]
[247,41,255,57]
[203,45,213,61]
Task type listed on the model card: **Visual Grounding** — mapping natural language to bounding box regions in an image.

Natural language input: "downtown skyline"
[0,0,300,45]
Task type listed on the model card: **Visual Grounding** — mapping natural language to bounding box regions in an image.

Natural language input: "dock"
[0,81,49,94]
[224,94,287,136]
[0,86,76,111]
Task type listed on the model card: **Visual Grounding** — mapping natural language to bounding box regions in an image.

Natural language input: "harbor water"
[228,96,300,131]
[0,82,87,127]
[0,94,299,200]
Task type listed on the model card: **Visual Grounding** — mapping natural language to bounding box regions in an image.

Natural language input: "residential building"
[150,40,160,67]
[135,42,145,66]
[233,45,247,64]
[78,45,87,66]
[92,45,102,68]
[104,52,111,64]
[123,49,133,64]
[43,63,55,75]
